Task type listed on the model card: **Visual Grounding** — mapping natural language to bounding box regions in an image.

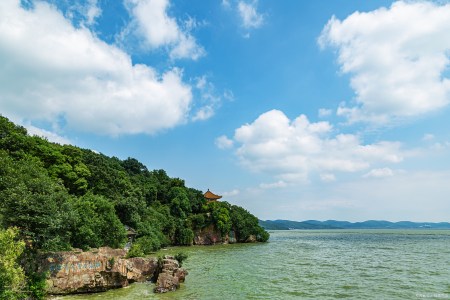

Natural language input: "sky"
[1,0,450,222]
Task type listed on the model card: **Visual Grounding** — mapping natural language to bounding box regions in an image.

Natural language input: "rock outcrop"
[39,247,158,294]
[194,224,237,245]
[154,255,188,293]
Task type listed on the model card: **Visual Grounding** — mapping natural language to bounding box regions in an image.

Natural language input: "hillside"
[0,115,269,255]
[259,219,450,230]
[259,220,338,230]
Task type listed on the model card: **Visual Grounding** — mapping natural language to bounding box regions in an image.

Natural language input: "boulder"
[245,235,257,243]
[39,247,158,295]
[154,255,188,293]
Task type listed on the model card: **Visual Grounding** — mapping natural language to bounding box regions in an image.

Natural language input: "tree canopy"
[0,116,269,280]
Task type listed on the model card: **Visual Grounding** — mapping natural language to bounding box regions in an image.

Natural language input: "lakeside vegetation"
[0,115,269,299]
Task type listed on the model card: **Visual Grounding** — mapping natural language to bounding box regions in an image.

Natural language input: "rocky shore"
[38,247,187,295]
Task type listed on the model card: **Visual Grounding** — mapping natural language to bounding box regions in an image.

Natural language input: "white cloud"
[123,0,205,60]
[225,109,404,182]
[192,106,214,121]
[85,0,102,25]
[318,108,333,118]
[430,141,450,151]
[422,133,435,141]
[215,135,234,149]
[222,189,240,197]
[0,0,192,135]
[319,1,450,124]
[235,170,450,222]
[191,76,231,122]
[46,0,102,26]
[238,0,264,29]
[222,0,231,9]
[363,167,394,178]
[259,180,287,189]
[25,125,72,145]
[320,173,336,182]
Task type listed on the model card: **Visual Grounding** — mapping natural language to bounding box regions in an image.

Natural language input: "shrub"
[174,252,188,267]
[0,227,26,300]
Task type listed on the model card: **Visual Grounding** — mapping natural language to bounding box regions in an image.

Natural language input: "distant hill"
[258,220,338,230]
[259,219,450,230]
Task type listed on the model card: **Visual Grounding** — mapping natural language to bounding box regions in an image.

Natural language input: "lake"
[52,230,450,299]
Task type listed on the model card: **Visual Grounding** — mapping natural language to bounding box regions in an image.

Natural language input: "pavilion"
[204,189,222,203]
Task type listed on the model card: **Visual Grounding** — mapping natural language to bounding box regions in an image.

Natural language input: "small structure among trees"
[124,225,137,250]
[204,189,222,203]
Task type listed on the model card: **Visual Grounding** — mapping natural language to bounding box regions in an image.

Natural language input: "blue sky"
[1,0,450,222]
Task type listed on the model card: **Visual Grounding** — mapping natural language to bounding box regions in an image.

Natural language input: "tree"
[230,205,269,242]
[70,193,127,250]
[207,202,232,237]
[0,152,74,251]
[169,187,191,219]
[121,157,148,175]
[175,226,194,246]
[0,114,270,261]
[0,227,26,300]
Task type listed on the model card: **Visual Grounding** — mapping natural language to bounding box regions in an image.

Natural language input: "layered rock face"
[39,247,158,294]
[194,224,237,245]
[154,255,188,293]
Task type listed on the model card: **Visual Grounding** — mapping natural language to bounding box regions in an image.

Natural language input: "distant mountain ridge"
[259,219,450,230]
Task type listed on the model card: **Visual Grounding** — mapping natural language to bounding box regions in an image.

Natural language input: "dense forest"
[0,115,269,299]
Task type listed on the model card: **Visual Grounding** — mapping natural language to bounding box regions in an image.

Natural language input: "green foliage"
[256,227,270,242]
[108,258,115,268]
[204,202,269,242]
[126,243,144,258]
[0,114,269,258]
[175,227,194,246]
[206,202,232,237]
[0,227,26,300]
[187,214,206,230]
[230,205,270,242]
[174,252,188,267]
[0,151,73,251]
[127,235,161,258]
[70,193,126,250]
[26,271,47,300]
[169,187,191,219]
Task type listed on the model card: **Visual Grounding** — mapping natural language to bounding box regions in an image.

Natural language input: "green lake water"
[52,230,450,299]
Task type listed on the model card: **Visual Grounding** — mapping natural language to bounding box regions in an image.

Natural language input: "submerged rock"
[39,247,158,294]
[154,255,188,293]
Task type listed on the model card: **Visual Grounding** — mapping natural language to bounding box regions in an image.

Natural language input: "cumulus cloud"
[215,135,234,149]
[319,1,450,124]
[222,189,240,197]
[0,0,193,136]
[25,125,72,145]
[320,173,336,182]
[259,180,287,189]
[363,167,394,179]
[422,133,435,141]
[318,108,333,118]
[223,110,404,182]
[238,0,264,29]
[190,76,233,122]
[45,0,102,26]
[123,0,205,60]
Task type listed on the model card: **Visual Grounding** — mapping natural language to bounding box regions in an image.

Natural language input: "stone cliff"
[194,224,237,245]
[38,247,186,294]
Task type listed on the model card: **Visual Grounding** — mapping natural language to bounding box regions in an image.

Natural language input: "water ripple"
[57,229,450,300]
